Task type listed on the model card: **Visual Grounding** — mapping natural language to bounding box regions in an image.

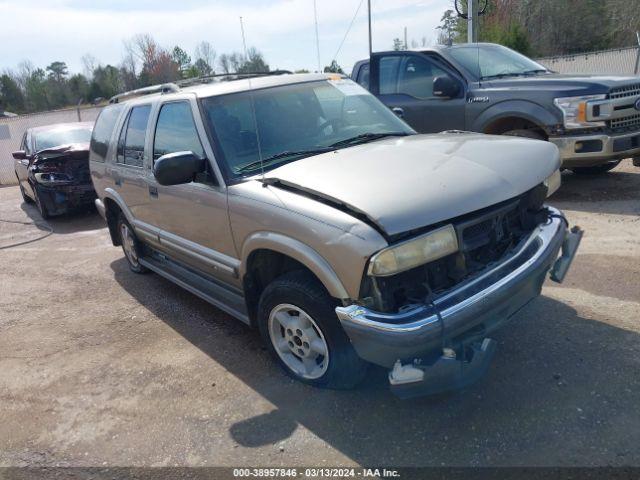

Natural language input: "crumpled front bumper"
[335,207,581,370]
[34,183,97,216]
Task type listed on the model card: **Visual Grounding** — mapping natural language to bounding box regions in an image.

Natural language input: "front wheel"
[258,271,368,389]
[33,188,50,220]
[570,161,621,175]
[117,214,148,274]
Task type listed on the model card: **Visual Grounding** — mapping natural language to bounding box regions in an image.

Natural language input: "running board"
[139,253,250,325]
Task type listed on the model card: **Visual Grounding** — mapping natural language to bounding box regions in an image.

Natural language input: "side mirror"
[433,76,460,98]
[12,150,27,160]
[153,151,206,186]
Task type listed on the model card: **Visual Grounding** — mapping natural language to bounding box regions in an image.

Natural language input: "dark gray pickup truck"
[353,43,640,174]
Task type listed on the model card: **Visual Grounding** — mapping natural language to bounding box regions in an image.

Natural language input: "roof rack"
[108,70,293,104]
[109,83,180,104]
[175,70,292,87]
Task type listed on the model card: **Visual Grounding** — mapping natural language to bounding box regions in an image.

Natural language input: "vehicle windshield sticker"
[329,79,367,96]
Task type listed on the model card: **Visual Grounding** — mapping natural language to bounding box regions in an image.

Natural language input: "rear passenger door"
[373,53,466,133]
[149,98,238,284]
[112,104,157,232]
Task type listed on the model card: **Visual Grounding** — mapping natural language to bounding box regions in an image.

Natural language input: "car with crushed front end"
[13,122,96,219]
[90,73,582,397]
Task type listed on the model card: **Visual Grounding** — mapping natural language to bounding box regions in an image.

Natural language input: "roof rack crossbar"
[109,83,180,104]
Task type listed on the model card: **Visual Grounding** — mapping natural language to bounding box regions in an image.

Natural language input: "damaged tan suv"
[90,73,582,397]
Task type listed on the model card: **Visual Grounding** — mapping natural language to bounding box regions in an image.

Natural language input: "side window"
[153,102,205,161]
[20,133,28,153]
[117,105,151,167]
[379,56,401,95]
[398,55,449,99]
[90,104,124,163]
[356,64,370,90]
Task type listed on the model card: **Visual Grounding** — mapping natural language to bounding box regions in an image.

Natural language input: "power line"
[332,0,366,63]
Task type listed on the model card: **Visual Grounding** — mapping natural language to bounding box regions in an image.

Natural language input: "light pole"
[467,0,478,43]
[368,0,372,57]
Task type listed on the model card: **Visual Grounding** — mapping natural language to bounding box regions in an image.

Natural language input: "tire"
[16,176,32,204]
[503,129,546,141]
[117,213,148,274]
[257,271,368,389]
[33,188,50,220]
[570,161,621,175]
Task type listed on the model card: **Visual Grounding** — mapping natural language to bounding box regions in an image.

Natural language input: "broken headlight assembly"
[544,169,561,197]
[368,224,459,277]
[34,172,73,185]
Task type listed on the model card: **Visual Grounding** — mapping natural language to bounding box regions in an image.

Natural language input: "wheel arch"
[240,233,350,325]
[101,189,134,246]
[473,100,559,138]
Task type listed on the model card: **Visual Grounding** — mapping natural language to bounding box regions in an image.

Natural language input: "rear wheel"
[117,214,148,274]
[570,161,621,175]
[257,271,368,389]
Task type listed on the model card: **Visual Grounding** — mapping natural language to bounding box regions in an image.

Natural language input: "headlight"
[544,169,561,197]
[368,224,458,277]
[34,172,73,184]
[554,94,606,129]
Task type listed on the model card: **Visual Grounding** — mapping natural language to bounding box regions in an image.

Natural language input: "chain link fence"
[0,105,103,186]
[536,45,640,76]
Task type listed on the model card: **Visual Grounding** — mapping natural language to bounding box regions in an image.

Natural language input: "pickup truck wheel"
[570,161,621,175]
[117,214,148,274]
[258,271,368,389]
[503,129,546,141]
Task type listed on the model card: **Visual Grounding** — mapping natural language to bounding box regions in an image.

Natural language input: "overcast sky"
[0,0,451,75]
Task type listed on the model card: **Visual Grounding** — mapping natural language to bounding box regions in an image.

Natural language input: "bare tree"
[81,54,99,80]
[194,41,217,74]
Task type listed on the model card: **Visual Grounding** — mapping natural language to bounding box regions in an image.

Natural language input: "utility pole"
[404,26,408,50]
[368,0,373,57]
[467,0,478,43]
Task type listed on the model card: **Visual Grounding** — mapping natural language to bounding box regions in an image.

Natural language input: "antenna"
[313,0,322,72]
[239,16,266,183]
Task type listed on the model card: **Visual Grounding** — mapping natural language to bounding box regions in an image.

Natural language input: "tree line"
[436,0,640,57]
[0,34,270,115]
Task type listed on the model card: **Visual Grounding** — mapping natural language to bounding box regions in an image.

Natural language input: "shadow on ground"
[19,201,104,234]
[111,258,640,466]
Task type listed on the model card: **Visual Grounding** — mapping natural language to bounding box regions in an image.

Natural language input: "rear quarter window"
[90,104,125,163]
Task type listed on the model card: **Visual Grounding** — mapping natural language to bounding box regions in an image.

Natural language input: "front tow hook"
[388,338,497,399]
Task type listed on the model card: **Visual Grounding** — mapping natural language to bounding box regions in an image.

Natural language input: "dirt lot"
[1,160,639,468]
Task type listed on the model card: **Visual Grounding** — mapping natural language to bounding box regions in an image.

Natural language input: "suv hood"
[265,133,559,238]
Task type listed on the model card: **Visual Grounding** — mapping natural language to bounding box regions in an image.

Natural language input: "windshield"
[201,79,414,177]
[448,44,548,80]
[35,126,93,151]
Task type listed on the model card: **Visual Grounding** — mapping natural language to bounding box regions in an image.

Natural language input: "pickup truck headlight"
[544,169,561,197]
[368,224,459,277]
[554,94,606,129]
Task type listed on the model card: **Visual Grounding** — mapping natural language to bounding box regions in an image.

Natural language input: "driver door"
[374,53,467,133]
[15,132,35,198]
[149,98,237,285]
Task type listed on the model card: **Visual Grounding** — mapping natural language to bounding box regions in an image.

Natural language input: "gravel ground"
[0,160,639,468]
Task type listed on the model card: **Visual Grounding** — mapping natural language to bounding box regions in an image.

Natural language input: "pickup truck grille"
[608,113,640,132]
[609,83,640,99]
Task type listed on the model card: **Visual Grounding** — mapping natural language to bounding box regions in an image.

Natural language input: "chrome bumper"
[335,207,581,368]
[549,130,640,167]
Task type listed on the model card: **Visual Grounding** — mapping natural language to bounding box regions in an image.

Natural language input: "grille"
[608,113,640,132]
[609,84,640,99]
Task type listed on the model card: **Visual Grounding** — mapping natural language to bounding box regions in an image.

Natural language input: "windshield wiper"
[236,148,334,173]
[328,132,411,148]
[522,69,549,75]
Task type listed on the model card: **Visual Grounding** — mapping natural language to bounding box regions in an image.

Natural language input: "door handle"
[391,107,405,118]
[149,185,158,197]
